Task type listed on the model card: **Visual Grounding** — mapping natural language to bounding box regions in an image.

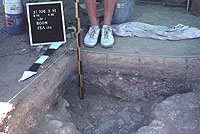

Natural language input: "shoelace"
[104,26,112,39]
[88,27,97,39]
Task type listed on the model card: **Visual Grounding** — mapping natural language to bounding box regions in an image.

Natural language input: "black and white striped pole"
[18,42,62,81]
[75,0,84,99]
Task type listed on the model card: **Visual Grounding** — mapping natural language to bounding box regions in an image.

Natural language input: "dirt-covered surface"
[63,94,164,134]
[28,79,165,134]
[0,0,200,134]
[0,0,84,103]
[29,83,200,134]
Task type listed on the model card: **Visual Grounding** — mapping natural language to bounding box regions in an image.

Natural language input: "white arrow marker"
[18,71,37,82]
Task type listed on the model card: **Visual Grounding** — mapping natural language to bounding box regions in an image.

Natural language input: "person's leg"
[83,0,100,47]
[84,0,99,26]
[101,0,115,48]
[103,0,115,25]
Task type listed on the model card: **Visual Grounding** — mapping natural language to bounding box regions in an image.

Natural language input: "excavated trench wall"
[0,52,77,134]
[82,52,199,101]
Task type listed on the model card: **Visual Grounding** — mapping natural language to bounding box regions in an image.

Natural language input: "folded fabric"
[112,22,200,40]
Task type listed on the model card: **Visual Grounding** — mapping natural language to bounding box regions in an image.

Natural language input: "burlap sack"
[190,0,200,16]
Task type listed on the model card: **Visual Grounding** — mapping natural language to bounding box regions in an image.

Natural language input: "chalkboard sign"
[26,1,66,46]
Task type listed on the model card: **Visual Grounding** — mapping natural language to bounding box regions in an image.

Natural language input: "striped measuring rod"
[75,0,84,99]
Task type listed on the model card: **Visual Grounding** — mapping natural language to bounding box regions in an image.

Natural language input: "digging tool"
[75,0,84,99]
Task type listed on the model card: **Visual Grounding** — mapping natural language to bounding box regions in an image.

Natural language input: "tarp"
[112,22,200,40]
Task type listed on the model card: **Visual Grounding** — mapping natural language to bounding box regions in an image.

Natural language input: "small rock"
[101,109,115,116]
[45,114,54,118]
[63,99,70,107]
[119,77,123,80]
[49,120,63,128]
[36,46,44,52]
[153,82,156,86]
[118,119,125,126]
[43,46,49,51]
[135,105,142,113]
[66,34,71,39]
[116,71,120,76]
[93,105,103,110]
[118,128,129,134]
[58,122,82,134]
[95,120,116,133]
[123,107,129,112]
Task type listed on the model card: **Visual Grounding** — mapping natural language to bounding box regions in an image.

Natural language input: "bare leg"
[104,0,115,25]
[84,0,99,26]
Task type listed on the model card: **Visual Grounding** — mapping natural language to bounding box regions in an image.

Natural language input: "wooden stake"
[75,0,83,99]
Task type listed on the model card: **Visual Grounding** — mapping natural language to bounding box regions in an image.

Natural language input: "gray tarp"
[112,22,200,40]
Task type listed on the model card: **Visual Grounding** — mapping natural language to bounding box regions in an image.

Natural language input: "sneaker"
[84,26,100,48]
[101,25,114,48]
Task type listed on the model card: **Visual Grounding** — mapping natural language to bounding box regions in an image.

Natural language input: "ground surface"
[0,1,200,134]
[0,0,75,103]
[80,2,200,57]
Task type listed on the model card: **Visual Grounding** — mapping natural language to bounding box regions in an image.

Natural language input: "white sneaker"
[84,26,100,48]
[101,25,114,48]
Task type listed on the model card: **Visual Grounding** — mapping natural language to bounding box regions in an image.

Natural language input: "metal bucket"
[5,0,25,35]
[112,0,135,24]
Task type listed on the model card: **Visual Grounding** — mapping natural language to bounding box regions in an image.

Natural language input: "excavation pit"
[62,86,163,134]
[28,55,199,134]
[1,50,200,134]
[27,76,170,134]
[2,48,200,134]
